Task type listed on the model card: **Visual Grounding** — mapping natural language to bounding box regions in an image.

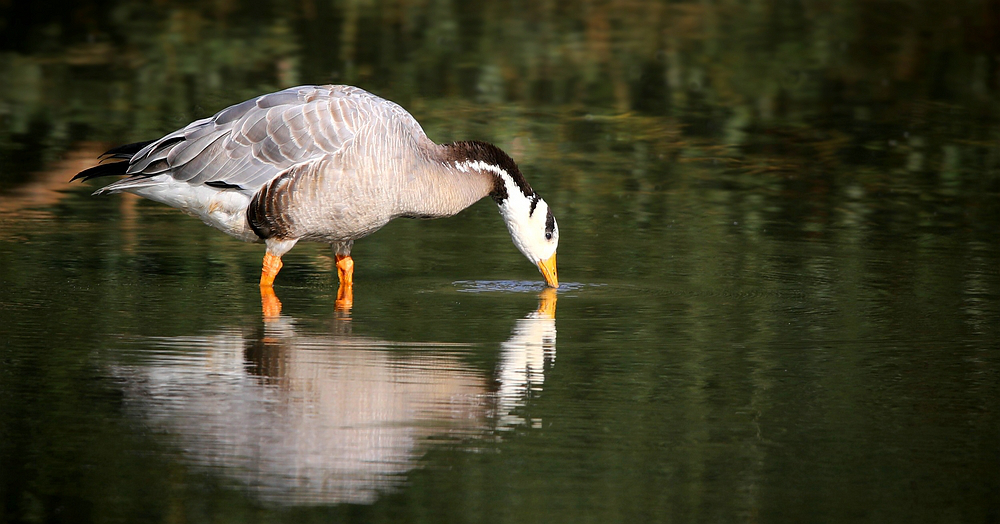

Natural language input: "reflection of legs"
[335,254,354,310]
[261,285,282,319]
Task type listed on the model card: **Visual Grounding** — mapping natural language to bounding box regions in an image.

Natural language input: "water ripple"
[453,280,593,293]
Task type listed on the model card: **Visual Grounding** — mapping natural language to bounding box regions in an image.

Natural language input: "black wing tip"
[71,161,129,182]
[205,180,244,190]
[75,139,159,183]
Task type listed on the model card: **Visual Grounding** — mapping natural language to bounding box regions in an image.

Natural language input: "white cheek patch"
[499,192,557,263]
[458,160,558,263]
[499,196,533,259]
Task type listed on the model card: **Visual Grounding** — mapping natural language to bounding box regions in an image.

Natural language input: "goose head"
[449,141,559,288]
[498,189,559,288]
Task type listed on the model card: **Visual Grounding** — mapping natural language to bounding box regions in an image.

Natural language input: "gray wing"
[106,85,428,194]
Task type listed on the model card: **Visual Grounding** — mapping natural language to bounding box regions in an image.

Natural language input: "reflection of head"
[495,291,558,430]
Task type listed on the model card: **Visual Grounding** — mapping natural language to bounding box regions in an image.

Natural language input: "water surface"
[1,1,998,522]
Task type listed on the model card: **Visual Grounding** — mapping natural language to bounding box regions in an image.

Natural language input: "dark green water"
[1,1,998,522]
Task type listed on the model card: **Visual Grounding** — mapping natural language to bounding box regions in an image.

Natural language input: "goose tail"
[71,140,157,194]
[71,140,156,182]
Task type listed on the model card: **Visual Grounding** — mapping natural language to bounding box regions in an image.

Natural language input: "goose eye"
[545,232,552,240]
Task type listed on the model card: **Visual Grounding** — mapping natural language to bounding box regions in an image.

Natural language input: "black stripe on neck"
[443,141,534,203]
[529,194,541,216]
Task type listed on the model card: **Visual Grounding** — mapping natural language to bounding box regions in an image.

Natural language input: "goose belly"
[267,163,400,244]
[128,176,259,243]
[290,195,395,243]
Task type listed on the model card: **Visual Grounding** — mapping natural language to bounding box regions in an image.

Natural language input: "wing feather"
[265,108,297,157]
[182,141,231,185]
[166,130,227,175]
[127,135,182,174]
[213,98,258,125]
[239,110,270,146]
[303,101,341,152]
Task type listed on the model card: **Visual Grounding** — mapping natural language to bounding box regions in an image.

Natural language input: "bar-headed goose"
[74,85,559,300]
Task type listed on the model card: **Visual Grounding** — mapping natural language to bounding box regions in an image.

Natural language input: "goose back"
[100,85,433,196]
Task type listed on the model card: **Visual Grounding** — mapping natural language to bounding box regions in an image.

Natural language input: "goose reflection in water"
[114,288,556,505]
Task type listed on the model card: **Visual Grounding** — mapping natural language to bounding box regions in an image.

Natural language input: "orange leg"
[335,255,354,286]
[260,252,283,287]
[335,254,354,311]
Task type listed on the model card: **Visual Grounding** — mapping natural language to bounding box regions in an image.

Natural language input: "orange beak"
[537,252,558,288]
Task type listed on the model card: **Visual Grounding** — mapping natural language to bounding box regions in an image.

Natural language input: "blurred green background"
[2,0,998,187]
